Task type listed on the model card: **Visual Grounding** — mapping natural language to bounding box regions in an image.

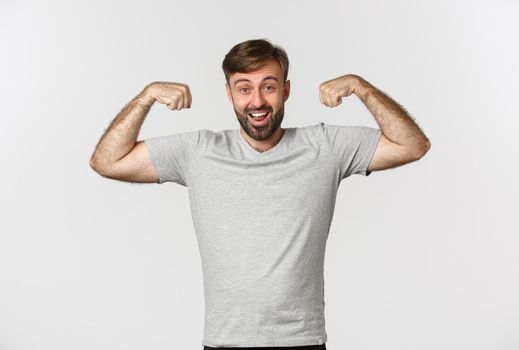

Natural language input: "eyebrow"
[233,76,279,86]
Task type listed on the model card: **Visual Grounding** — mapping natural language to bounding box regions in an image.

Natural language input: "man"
[90,38,431,350]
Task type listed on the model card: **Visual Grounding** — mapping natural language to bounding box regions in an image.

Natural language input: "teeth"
[250,112,268,117]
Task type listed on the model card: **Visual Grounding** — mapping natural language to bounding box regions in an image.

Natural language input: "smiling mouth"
[248,111,270,127]
[248,111,270,119]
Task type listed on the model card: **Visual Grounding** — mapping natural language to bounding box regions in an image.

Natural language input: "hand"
[145,81,192,111]
[319,74,361,108]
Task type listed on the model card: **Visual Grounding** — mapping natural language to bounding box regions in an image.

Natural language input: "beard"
[233,103,285,141]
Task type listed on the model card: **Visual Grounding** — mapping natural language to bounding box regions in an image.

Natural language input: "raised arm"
[89,82,192,182]
[319,74,431,172]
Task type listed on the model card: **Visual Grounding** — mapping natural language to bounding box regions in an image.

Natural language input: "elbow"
[89,157,111,177]
[414,139,431,160]
[423,138,432,154]
[89,156,101,172]
[89,157,97,170]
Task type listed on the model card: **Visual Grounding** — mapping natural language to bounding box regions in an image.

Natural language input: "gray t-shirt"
[144,122,381,348]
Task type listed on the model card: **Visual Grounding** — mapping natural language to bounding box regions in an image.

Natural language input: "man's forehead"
[229,62,283,85]
[231,75,280,86]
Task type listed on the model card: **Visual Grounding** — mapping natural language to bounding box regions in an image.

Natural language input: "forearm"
[90,85,155,167]
[353,75,431,154]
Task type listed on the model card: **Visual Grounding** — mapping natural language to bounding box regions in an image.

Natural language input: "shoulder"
[291,123,326,138]
[197,128,236,147]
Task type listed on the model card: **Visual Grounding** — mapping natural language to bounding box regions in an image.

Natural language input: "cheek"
[268,95,283,108]
[231,96,246,109]
[235,101,249,114]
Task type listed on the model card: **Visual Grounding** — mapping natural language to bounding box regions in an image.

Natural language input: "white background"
[1,1,518,349]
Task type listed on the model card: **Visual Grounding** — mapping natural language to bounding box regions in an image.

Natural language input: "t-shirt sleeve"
[319,122,382,179]
[143,129,200,186]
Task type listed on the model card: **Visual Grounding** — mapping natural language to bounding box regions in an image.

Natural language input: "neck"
[239,127,285,153]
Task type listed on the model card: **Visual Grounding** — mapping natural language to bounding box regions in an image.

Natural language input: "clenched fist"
[319,74,362,108]
[145,81,192,111]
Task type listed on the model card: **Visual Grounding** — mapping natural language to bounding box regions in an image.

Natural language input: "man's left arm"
[319,74,431,172]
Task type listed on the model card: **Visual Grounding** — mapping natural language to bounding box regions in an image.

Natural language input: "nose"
[250,89,266,109]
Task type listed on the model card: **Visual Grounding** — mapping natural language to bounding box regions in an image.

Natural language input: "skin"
[225,59,290,153]
[89,81,192,171]
[319,74,431,171]
[89,58,430,182]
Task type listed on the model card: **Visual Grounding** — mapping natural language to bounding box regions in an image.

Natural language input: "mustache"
[246,106,273,114]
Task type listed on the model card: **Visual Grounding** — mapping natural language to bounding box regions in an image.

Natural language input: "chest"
[188,147,340,220]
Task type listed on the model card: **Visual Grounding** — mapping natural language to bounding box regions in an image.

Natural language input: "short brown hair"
[222,38,289,84]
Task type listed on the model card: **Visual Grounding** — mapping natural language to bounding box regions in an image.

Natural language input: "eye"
[264,85,275,92]
[239,87,249,94]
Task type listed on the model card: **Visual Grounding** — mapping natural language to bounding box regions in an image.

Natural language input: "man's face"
[226,59,290,141]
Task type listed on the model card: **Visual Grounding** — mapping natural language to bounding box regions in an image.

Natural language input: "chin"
[235,107,284,141]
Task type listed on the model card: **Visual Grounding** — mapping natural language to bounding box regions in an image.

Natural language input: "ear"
[283,80,291,101]
[225,83,233,103]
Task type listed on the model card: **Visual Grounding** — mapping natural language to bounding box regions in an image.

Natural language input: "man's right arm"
[89,82,192,183]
